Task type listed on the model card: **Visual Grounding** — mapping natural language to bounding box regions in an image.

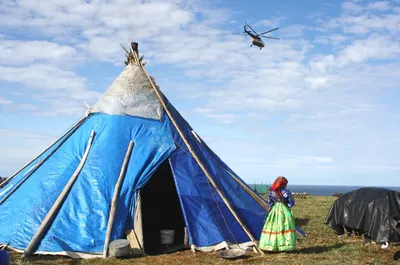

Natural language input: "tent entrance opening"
[140,159,186,255]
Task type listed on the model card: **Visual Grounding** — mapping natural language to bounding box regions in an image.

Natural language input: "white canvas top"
[90,63,163,120]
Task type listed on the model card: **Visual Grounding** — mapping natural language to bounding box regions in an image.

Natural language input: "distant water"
[248,184,400,196]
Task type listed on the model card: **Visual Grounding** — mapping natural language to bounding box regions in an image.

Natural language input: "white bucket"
[160,230,175,244]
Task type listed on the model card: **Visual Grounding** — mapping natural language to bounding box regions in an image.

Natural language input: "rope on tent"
[206,176,241,248]
[0,116,89,206]
[22,130,96,258]
[103,140,134,258]
[129,44,264,256]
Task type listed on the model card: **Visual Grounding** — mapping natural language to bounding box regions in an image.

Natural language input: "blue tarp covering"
[164,98,267,247]
[0,113,176,253]
[0,101,268,254]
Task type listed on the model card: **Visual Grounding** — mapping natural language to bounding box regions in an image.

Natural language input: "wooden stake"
[22,130,96,258]
[131,48,264,255]
[120,43,130,58]
[129,43,139,64]
[103,141,134,258]
[1,243,9,250]
[0,116,89,206]
[0,116,87,188]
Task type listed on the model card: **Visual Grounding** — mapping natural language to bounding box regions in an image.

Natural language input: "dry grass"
[10,196,400,265]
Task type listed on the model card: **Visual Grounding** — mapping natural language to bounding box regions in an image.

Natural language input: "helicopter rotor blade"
[261,36,280,40]
[258,27,279,36]
[246,24,258,35]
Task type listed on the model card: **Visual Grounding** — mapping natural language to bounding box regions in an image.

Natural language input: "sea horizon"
[248,184,400,196]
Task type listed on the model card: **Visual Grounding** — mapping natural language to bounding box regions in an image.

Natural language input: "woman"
[258,176,297,252]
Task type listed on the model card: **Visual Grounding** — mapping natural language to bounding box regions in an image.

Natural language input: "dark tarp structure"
[325,187,400,244]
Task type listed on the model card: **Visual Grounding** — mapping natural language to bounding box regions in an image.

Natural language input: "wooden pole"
[0,116,88,188]
[0,116,89,206]
[22,130,96,258]
[224,170,270,211]
[131,49,264,255]
[103,141,134,258]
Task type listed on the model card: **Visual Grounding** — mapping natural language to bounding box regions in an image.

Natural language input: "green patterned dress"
[258,189,297,252]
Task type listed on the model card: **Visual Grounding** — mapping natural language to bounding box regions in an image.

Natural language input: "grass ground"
[10,196,400,265]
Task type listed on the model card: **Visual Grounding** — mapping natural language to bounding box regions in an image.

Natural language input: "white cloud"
[314,34,350,46]
[305,76,329,90]
[342,2,364,13]
[342,1,391,13]
[336,36,400,66]
[0,64,101,115]
[0,65,86,96]
[201,113,238,124]
[310,36,399,72]
[367,1,391,11]
[0,97,12,105]
[309,54,336,73]
[280,24,311,38]
[0,0,399,185]
[0,39,81,66]
[256,16,286,28]
[193,108,214,114]
[1,103,38,113]
[319,11,400,35]
[0,0,199,63]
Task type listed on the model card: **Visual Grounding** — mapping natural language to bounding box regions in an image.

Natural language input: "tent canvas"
[0,43,269,259]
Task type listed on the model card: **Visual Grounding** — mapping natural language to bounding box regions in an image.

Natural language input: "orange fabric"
[262,229,296,235]
[269,176,288,197]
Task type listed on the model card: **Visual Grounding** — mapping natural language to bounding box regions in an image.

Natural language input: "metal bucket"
[160,230,175,244]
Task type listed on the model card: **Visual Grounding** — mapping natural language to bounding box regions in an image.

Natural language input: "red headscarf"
[269,176,288,198]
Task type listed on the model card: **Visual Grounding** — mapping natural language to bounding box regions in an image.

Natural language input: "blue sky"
[0,0,399,186]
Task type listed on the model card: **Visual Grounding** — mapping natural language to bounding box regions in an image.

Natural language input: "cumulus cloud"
[0,97,12,105]
[336,36,400,65]
[319,7,400,35]
[0,64,101,115]
[310,36,400,72]
[0,0,399,184]
[0,0,199,63]
[0,39,82,66]
[342,1,392,14]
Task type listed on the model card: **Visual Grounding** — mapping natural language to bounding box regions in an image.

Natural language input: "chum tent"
[0,43,270,259]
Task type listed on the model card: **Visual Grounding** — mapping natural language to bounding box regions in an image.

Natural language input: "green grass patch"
[9,196,400,265]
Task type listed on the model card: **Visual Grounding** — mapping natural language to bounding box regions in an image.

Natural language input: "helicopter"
[233,23,279,49]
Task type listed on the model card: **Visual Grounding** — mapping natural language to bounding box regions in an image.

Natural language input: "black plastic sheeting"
[325,187,400,243]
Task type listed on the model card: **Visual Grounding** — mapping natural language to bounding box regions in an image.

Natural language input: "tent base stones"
[109,240,131,258]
